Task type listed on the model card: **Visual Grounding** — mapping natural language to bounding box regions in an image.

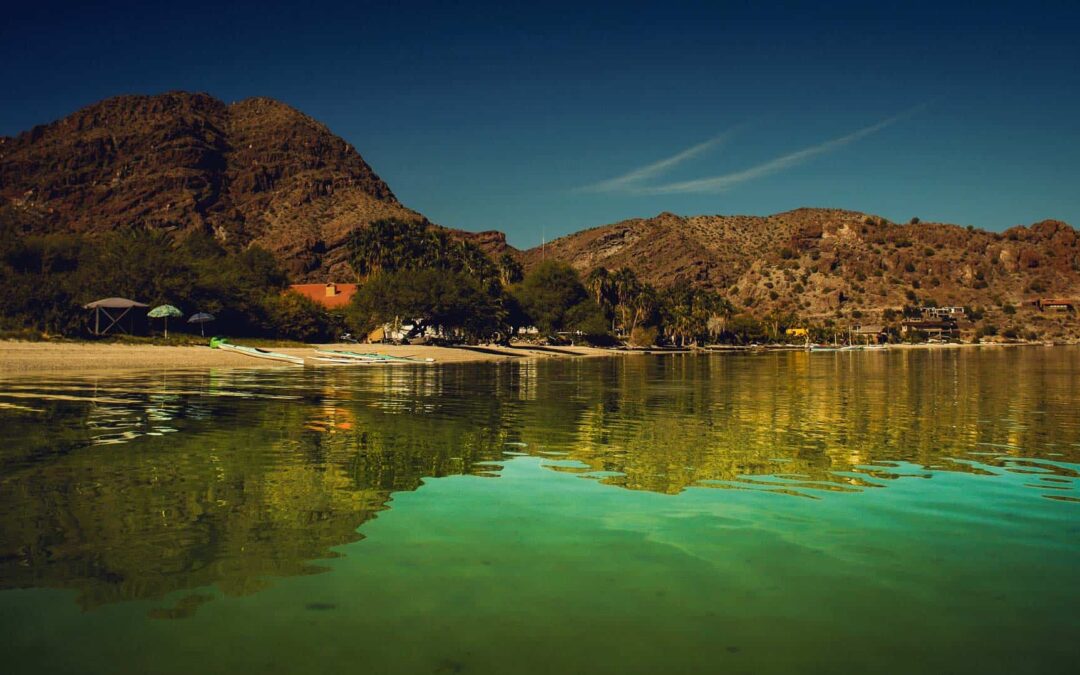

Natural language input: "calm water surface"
[1,348,1078,674]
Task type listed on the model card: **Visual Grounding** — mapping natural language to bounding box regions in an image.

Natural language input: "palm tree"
[497,253,524,287]
[612,267,641,335]
[705,294,736,343]
[584,267,615,327]
[348,226,382,279]
[629,283,658,336]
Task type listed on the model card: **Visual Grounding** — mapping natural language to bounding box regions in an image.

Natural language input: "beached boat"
[315,349,435,363]
[209,337,305,365]
[308,355,404,366]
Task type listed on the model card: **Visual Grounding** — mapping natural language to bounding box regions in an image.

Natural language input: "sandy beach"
[1,340,1059,376]
[0,340,619,374]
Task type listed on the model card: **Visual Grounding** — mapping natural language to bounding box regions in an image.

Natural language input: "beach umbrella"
[188,312,216,336]
[148,305,182,338]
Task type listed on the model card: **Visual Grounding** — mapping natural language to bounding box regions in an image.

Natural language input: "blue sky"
[2,1,1077,248]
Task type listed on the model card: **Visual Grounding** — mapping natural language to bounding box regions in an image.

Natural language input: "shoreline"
[0,339,1067,376]
[0,340,616,375]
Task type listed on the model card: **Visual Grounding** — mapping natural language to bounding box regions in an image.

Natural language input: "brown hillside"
[0,91,500,281]
[523,209,1080,336]
[3,92,1077,339]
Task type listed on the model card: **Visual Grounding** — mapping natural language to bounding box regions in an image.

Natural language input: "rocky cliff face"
[0,92,426,280]
[523,208,1080,322]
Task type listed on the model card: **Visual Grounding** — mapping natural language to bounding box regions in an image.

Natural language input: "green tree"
[512,260,606,337]
[497,253,524,286]
[612,266,641,334]
[348,268,502,342]
[660,281,735,346]
[584,267,617,328]
[263,292,334,342]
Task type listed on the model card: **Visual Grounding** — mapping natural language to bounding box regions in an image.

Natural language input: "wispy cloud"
[579,126,742,193]
[638,106,925,195]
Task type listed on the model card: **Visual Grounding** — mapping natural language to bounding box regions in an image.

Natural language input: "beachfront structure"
[83,297,149,336]
[288,283,358,310]
[852,324,886,344]
[785,327,809,338]
[901,319,959,338]
[367,322,409,343]
[1033,298,1075,312]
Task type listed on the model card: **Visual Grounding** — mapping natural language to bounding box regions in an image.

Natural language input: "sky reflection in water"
[0,348,1078,674]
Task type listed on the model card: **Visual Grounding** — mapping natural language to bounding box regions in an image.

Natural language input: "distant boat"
[210,337,305,365]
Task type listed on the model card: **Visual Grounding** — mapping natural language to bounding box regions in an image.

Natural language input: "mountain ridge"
[0,91,503,281]
[2,92,1078,330]
[520,208,1080,321]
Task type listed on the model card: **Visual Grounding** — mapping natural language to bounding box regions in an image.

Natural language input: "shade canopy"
[148,305,183,318]
[83,297,148,310]
[83,297,149,336]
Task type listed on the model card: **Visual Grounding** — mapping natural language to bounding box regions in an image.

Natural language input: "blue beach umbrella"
[187,312,216,336]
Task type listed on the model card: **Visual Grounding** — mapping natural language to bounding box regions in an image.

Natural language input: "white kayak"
[210,338,305,365]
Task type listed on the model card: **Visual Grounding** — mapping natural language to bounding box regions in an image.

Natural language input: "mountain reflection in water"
[1,348,1077,613]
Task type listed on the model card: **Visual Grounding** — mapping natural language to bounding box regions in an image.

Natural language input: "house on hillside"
[921,306,966,320]
[288,283,358,310]
[852,324,886,344]
[901,319,959,339]
[1033,298,1075,312]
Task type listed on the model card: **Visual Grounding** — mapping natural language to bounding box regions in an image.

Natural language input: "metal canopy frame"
[90,305,135,335]
[84,298,149,336]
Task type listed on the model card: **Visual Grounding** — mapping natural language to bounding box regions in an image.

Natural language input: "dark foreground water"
[1,348,1078,674]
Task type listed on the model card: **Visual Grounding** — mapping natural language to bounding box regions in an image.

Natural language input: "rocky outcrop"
[0,91,421,280]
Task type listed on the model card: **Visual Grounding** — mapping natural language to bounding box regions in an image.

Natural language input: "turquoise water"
[1,349,1078,673]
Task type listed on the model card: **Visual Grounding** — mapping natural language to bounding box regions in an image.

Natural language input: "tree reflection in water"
[0,347,1077,612]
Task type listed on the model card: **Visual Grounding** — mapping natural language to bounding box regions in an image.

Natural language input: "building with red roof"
[288,283,358,310]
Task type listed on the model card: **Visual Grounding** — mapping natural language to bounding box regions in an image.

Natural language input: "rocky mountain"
[0,91,503,281]
[522,208,1080,334]
[3,92,1077,336]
